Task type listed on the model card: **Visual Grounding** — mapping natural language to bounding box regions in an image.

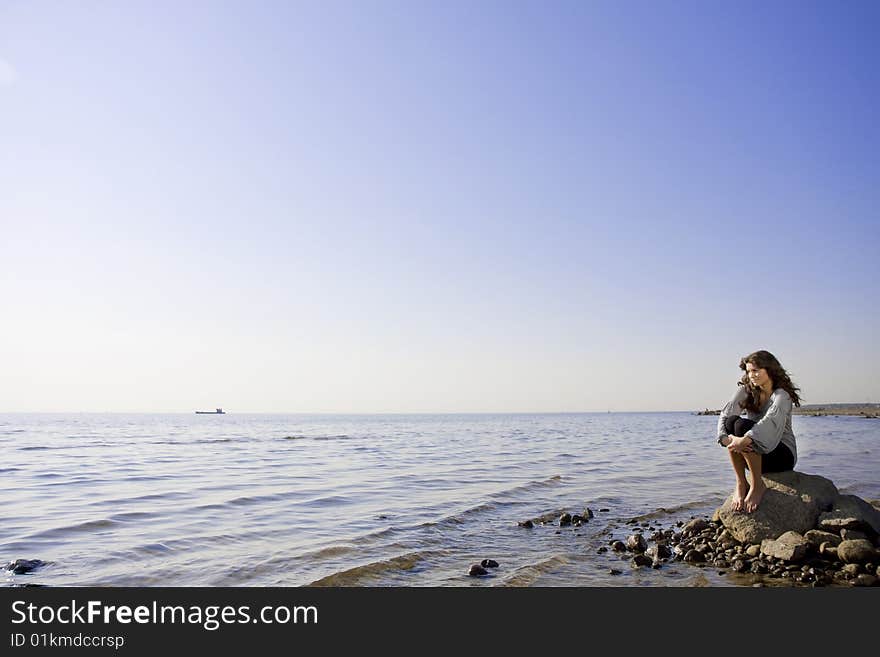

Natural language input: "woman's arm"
[744,390,792,453]
[716,387,746,445]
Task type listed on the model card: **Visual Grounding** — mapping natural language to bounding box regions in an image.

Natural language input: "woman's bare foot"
[744,480,767,513]
[732,480,750,512]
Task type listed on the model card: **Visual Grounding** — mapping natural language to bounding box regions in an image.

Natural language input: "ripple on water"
[306,550,449,586]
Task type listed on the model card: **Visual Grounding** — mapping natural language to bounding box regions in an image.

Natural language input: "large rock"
[763,471,839,510]
[761,531,810,562]
[818,495,880,538]
[837,539,877,564]
[716,471,837,543]
[804,530,841,549]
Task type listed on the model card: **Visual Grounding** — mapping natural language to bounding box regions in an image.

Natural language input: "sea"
[2,412,877,587]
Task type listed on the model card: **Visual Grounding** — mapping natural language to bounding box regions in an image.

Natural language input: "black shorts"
[723,416,794,473]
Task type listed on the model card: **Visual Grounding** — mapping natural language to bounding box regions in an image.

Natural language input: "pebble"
[468,564,489,577]
[852,574,877,587]
[631,554,652,568]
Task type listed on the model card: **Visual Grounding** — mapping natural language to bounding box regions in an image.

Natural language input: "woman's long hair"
[738,350,802,412]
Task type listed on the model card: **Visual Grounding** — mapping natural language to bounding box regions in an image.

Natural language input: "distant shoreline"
[697,403,880,417]
[793,403,880,417]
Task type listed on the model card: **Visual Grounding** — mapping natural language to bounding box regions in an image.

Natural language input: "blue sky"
[1,1,878,412]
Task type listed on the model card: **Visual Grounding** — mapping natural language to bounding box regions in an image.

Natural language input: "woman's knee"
[724,416,738,435]
[733,417,755,437]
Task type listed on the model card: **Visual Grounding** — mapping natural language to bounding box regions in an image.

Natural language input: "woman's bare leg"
[742,452,766,513]
[727,450,750,512]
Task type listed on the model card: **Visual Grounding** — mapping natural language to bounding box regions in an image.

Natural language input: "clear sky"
[1,1,878,413]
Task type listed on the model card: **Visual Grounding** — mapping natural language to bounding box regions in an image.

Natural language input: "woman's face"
[746,362,772,389]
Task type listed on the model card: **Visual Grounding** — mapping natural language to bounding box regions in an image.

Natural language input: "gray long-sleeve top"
[716,386,797,466]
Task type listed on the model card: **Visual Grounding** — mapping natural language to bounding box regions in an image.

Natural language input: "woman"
[716,350,801,513]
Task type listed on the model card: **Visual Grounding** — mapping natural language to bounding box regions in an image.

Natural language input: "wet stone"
[631,554,653,568]
[468,564,489,577]
[852,574,877,587]
[683,550,705,563]
[626,534,648,553]
[842,563,862,577]
[5,560,45,575]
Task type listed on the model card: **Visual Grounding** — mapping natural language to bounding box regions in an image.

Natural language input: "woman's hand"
[727,436,754,453]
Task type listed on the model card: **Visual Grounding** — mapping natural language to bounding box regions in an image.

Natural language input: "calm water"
[1,413,877,587]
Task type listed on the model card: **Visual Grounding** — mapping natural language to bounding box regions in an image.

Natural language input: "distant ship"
[195,408,226,414]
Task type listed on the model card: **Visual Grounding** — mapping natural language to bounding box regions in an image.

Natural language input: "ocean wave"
[206,543,376,585]
[90,490,192,507]
[281,434,354,442]
[419,502,498,529]
[499,554,571,586]
[306,550,446,586]
[108,511,157,523]
[189,492,289,513]
[487,475,564,500]
[91,531,275,569]
[300,494,357,507]
[349,525,401,545]
[620,496,724,523]
[23,518,120,541]
[143,437,242,446]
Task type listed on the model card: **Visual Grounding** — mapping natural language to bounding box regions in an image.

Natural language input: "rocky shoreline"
[473,471,880,587]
